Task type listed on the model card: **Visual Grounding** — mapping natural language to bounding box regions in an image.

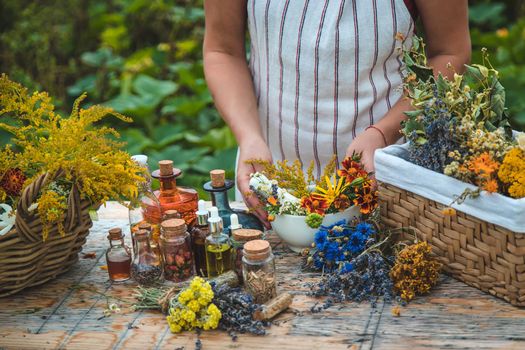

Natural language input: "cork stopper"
[243,240,271,261]
[108,227,123,240]
[210,169,226,187]
[163,210,181,220]
[161,218,187,236]
[134,229,149,239]
[233,229,263,242]
[138,222,152,231]
[159,160,174,176]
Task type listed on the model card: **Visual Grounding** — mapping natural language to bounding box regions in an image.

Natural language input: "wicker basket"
[0,169,94,297]
[379,181,525,306]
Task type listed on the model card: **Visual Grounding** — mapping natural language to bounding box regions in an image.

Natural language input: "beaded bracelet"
[365,125,388,147]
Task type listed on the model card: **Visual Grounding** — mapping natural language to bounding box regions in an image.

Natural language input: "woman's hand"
[345,127,387,174]
[237,137,273,229]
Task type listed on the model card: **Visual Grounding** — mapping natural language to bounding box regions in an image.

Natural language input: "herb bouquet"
[374,37,525,306]
[248,154,378,252]
[0,75,143,296]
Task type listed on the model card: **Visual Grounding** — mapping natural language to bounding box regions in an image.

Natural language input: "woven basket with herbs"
[0,75,142,297]
[375,37,525,306]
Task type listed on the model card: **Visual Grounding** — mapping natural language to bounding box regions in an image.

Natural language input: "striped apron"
[246,0,415,177]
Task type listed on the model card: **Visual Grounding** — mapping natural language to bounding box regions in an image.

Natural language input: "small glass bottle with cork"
[242,240,277,304]
[160,218,195,283]
[129,155,162,247]
[229,214,263,281]
[189,200,209,277]
[131,229,163,286]
[205,206,233,278]
[105,227,132,282]
[152,160,198,227]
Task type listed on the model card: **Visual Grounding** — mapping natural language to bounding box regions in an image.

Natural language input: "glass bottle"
[242,240,277,304]
[189,200,209,277]
[131,229,163,286]
[152,160,198,227]
[203,169,263,235]
[106,228,132,282]
[160,218,194,283]
[205,206,233,278]
[230,214,263,280]
[130,155,162,249]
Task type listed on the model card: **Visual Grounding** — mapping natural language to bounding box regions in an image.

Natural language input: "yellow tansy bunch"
[498,147,525,199]
[37,190,68,241]
[166,277,221,333]
[0,74,144,240]
[390,242,442,302]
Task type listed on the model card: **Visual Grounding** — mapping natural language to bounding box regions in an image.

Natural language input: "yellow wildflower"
[498,147,525,199]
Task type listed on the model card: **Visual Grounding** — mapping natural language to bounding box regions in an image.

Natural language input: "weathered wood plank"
[1,202,525,350]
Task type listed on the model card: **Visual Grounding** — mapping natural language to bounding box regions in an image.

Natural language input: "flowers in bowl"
[248,154,377,228]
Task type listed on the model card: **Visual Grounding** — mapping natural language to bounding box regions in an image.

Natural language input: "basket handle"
[15,169,70,243]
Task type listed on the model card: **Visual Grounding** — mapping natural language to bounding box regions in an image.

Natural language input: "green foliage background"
[0,0,524,194]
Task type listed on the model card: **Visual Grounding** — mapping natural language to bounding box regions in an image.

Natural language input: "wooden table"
[1,202,525,350]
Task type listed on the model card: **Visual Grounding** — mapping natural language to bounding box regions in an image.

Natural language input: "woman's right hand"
[237,137,273,229]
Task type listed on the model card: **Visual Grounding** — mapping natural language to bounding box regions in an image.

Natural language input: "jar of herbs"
[160,218,195,283]
[242,240,277,304]
[231,227,263,280]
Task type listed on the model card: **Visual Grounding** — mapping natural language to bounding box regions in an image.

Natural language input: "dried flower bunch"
[304,219,377,273]
[305,218,441,307]
[248,153,377,228]
[389,242,442,301]
[211,282,268,336]
[166,277,221,333]
[0,75,143,240]
[401,36,524,200]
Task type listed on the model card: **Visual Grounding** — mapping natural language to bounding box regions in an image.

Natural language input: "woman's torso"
[247,0,415,176]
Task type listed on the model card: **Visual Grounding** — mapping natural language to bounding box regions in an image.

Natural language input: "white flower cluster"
[249,173,306,216]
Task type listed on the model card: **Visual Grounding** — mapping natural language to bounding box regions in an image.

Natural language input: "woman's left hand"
[345,127,387,174]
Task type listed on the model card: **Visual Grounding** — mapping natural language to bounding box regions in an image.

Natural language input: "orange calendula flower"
[468,152,500,177]
[332,194,351,211]
[441,207,456,216]
[267,196,278,206]
[300,194,329,215]
[481,179,498,193]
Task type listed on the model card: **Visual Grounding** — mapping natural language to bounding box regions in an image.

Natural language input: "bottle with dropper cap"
[205,206,233,278]
[189,200,209,277]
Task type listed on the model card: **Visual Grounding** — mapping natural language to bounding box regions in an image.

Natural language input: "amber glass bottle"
[152,160,198,227]
[189,200,209,277]
[106,228,131,282]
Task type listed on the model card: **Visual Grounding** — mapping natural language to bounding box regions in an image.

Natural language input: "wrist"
[238,134,267,149]
[365,125,388,147]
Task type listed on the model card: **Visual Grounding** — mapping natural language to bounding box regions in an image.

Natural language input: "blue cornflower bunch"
[308,220,376,273]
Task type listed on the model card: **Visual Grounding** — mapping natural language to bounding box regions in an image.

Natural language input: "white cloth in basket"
[374,143,525,233]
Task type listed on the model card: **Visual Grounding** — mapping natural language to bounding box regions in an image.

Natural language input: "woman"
[203,0,470,225]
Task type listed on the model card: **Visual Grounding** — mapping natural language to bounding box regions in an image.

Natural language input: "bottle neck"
[159,175,178,195]
[210,190,232,210]
[109,239,124,248]
[135,238,152,255]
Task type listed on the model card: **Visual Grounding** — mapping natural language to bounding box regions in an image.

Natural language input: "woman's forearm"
[204,51,264,147]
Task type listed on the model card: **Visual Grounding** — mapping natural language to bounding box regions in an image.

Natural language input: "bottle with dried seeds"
[131,229,163,286]
[242,240,277,304]
[189,200,209,277]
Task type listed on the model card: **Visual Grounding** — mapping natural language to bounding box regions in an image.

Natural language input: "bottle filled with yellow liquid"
[205,206,233,278]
